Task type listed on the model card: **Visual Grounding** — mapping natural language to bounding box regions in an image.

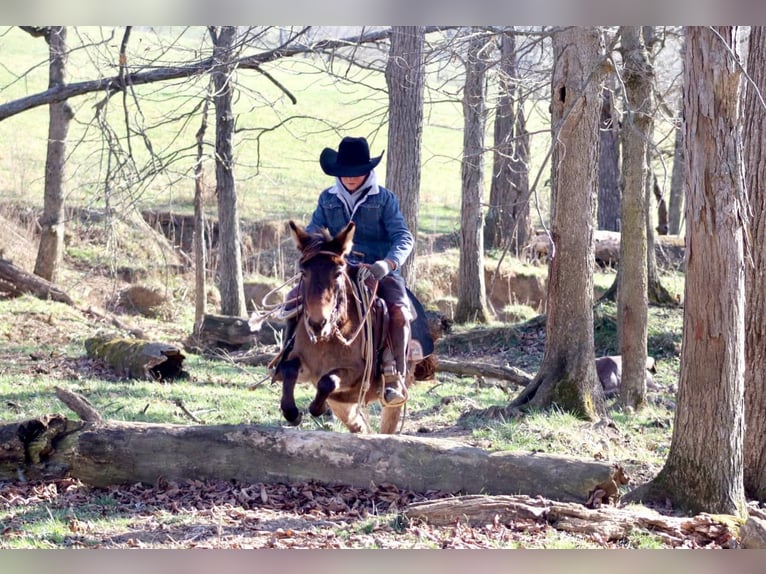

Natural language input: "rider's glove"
[370,259,392,280]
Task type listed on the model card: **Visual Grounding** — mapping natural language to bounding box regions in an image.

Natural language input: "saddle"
[352,268,434,377]
[269,267,435,382]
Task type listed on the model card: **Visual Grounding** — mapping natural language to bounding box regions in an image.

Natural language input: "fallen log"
[0,257,73,305]
[84,334,187,380]
[404,494,741,547]
[436,358,533,387]
[0,413,615,502]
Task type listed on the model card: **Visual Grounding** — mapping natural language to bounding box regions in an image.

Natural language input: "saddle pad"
[406,287,434,357]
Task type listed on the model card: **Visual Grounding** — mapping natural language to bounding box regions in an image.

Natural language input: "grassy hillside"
[0,26,558,236]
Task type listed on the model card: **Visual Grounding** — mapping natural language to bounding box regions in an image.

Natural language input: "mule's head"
[289,220,355,341]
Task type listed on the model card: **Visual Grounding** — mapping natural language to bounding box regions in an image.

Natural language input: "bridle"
[298,248,378,347]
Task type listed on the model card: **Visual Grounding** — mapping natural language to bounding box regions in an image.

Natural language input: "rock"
[740,516,766,549]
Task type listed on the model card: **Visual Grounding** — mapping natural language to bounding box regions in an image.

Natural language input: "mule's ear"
[289,220,310,250]
[333,221,355,256]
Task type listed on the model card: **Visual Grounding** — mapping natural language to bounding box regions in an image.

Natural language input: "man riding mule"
[276,136,415,410]
[254,137,432,432]
[264,220,424,434]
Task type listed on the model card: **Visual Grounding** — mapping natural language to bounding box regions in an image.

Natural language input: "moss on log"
[84,334,186,380]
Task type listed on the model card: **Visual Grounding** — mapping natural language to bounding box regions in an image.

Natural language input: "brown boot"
[381,314,410,407]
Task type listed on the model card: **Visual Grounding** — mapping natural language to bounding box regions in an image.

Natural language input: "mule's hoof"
[382,387,407,407]
[308,404,324,418]
[282,409,302,426]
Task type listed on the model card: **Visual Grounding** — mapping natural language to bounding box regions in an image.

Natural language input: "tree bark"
[743,26,766,502]
[643,28,677,307]
[193,87,212,334]
[455,28,490,324]
[668,99,685,236]
[597,85,621,231]
[667,33,686,237]
[211,27,246,317]
[33,26,72,284]
[385,26,425,287]
[0,414,617,503]
[506,27,606,420]
[630,26,747,517]
[616,26,651,411]
[485,29,530,255]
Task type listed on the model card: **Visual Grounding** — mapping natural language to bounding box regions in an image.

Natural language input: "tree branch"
[0,26,456,122]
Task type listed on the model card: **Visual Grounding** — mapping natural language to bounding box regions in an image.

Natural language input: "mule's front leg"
[309,372,341,418]
[279,358,302,425]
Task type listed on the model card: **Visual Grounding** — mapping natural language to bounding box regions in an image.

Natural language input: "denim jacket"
[307,176,414,272]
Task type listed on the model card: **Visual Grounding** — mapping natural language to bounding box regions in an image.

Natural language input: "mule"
[273,220,423,434]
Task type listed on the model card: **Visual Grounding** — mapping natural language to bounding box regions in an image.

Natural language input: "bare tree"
[19,27,72,283]
[485,28,531,256]
[454,29,490,324]
[385,26,425,286]
[667,99,685,236]
[501,27,607,420]
[616,26,651,410]
[743,26,766,502]
[631,26,747,516]
[666,31,687,238]
[597,84,621,231]
[643,27,677,305]
[193,85,213,333]
[210,26,246,317]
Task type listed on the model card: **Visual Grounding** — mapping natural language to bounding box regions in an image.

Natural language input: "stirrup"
[381,371,408,407]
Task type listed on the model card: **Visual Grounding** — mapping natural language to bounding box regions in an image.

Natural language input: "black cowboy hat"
[319,136,384,177]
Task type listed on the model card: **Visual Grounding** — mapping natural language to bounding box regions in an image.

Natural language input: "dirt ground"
[0,206,744,549]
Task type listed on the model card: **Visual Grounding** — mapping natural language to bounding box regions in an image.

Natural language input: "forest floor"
[0,203,759,550]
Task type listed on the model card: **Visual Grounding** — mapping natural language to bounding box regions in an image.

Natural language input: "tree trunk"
[0,414,617,503]
[510,97,532,253]
[34,27,72,283]
[507,27,606,420]
[455,29,490,324]
[616,26,650,411]
[597,85,621,231]
[668,100,685,235]
[666,30,686,237]
[385,26,425,287]
[743,26,766,502]
[193,88,212,334]
[485,30,514,252]
[643,26,677,306]
[652,176,669,236]
[645,159,675,305]
[486,29,530,255]
[211,26,246,317]
[630,26,747,517]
